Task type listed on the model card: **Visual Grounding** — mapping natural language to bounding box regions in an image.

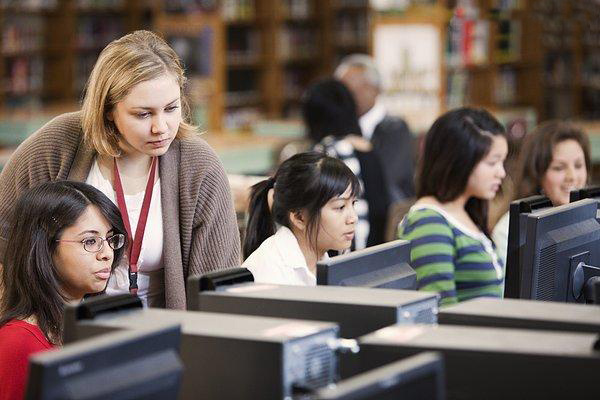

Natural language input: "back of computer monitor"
[25,325,183,400]
[521,199,600,302]
[505,195,552,298]
[313,352,444,400]
[317,240,416,290]
[570,186,600,223]
[570,186,600,203]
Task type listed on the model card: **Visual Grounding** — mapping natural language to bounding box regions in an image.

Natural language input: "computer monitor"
[520,198,600,302]
[570,185,600,223]
[356,324,600,399]
[317,240,416,290]
[313,352,444,400]
[570,185,600,203]
[439,297,600,334]
[504,195,553,298]
[25,324,183,400]
[188,278,439,339]
[63,294,339,400]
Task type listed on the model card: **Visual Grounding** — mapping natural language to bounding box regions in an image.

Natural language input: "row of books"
[278,27,316,60]
[334,13,368,48]
[0,0,56,9]
[77,17,124,50]
[446,4,489,68]
[222,0,255,21]
[76,0,124,8]
[445,67,517,109]
[227,28,260,65]
[2,16,43,55]
[281,0,311,19]
[3,56,43,96]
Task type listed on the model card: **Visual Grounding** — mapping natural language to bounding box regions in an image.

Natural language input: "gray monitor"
[438,297,600,334]
[521,198,600,302]
[188,280,439,339]
[313,352,445,400]
[505,195,553,298]
[26,324,182,400]
[317,240,416,290]
[355,324,600,399]
[570,186,600,203]
[63,295,339,400]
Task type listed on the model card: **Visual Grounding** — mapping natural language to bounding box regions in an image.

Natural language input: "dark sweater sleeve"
[186,142,241,276]
[0,113,80,260]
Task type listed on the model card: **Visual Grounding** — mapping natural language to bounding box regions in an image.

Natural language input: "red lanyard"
[113,156,158,295]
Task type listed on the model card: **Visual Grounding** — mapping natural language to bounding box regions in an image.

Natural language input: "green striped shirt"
[398,206,504,306]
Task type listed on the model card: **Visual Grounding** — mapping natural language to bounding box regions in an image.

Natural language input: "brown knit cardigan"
[0,112,241,309]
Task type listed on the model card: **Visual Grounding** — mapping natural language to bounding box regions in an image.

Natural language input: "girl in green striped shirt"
[398,108,508,306]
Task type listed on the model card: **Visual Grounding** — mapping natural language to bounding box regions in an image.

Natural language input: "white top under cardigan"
[86,158,165,307]
[242,226,319,286]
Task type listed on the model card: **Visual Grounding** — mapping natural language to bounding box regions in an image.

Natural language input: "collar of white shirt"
[273,226,317,283]
[359,100,387,141]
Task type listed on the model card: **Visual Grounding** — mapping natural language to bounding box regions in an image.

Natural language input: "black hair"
[302,78,362,143]
[0,181,126,344]
[244,152,361,259]
[417,107,506,236]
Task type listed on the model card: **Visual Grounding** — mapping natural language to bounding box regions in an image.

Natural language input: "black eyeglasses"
[56,234,126,253]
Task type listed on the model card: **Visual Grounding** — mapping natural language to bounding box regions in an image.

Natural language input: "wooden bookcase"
[222,0,331,131]
[0,0,224,131]
[154,7,225,131]
[0,0,598,136]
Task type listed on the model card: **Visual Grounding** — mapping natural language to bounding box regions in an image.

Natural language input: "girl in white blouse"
[242,152,360,285]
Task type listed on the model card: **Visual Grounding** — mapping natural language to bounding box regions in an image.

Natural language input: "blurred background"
[0,0,598,201]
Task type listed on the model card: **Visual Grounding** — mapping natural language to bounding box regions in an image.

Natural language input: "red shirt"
[0,319,54,400]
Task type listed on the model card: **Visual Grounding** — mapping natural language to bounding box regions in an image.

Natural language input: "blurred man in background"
[335,54,416,202]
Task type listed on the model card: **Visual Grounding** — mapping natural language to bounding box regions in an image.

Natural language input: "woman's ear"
[289,210,307,232]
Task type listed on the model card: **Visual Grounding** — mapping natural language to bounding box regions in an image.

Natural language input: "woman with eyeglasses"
[0,181,126,400]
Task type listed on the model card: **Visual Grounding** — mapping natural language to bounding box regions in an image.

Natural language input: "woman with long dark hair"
[397,108,508,306]
[243,152,360,285]
[0,181,126,400]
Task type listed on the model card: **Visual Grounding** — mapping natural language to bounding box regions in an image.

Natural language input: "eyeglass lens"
[83,234,125,252]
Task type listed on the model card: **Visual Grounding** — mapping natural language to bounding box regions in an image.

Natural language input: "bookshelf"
[154,4,225,132]
[330,0,370,61]
[222,0,330,130]
[0,1,56,109]
[0,0,226,131]
[324,0,552,134]
[0,0,598,136]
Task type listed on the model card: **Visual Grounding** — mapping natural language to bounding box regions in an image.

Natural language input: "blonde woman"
[0,30,240,309]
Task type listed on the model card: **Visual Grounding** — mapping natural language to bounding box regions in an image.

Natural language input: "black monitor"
[313,352,444,400]
[439,297,600,334]
[317,240,416,290]
[570,185,600,203]
[356,324,600,399]
[520,198,600,302]
[570,185,600,224]
[504,195,553,298]
[25,324,183,400]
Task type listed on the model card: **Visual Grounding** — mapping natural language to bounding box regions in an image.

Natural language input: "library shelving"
[0,0,598,136]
